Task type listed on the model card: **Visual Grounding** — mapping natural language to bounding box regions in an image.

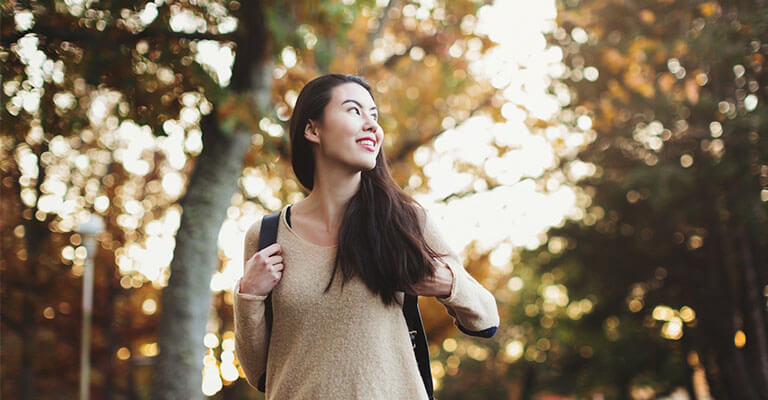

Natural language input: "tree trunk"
[150,2,270,398]
[679,338,698,400]
[703,349,726,400]
[707,191,762,398]
[720,338,761,400]
[519,365,535,400]
[150,124,251,400]
[737,221,768,398]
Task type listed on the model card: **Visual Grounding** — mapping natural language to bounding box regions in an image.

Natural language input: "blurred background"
[2,0,767,399]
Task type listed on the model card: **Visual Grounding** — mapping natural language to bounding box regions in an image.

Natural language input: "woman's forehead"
[331,82,376,108]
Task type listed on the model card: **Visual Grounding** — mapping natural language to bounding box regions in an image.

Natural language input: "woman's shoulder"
[244,207,287,250]
[414,204,441,235]
[412,203,429,227]
[244,217,264,256]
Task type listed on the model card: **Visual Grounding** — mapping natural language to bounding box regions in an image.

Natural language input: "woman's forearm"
[233,277,270,389]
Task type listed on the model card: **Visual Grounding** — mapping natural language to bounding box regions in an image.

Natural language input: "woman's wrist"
[239,280,268,297]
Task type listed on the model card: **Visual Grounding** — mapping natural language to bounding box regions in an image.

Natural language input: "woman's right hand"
[240,243,283,296]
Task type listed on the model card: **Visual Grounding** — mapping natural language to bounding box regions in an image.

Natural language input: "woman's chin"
[353,156,377,172]
[365,158,378,171]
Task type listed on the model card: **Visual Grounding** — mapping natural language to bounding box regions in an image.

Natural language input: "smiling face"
[304,82,384,172]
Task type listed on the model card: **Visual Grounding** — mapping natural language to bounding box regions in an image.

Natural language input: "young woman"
[233,74,499,399]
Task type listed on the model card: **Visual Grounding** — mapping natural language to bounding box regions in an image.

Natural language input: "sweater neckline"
[281,204,338,250]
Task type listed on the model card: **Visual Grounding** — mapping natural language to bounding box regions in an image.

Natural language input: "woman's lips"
[357,140,376,151]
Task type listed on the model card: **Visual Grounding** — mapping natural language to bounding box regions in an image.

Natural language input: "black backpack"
[254,210,435,399]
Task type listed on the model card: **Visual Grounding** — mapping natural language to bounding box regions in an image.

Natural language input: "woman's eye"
[349,108,360,114]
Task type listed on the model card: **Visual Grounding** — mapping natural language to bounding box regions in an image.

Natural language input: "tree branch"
[358,0,400,74]
[389,92,495,165]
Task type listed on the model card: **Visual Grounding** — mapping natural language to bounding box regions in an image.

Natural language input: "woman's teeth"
[358,139,375,150]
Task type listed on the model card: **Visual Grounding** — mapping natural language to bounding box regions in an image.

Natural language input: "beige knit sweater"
[233,203,500,399]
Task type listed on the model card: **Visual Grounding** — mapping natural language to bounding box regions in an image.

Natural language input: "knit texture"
[233,203,500,399]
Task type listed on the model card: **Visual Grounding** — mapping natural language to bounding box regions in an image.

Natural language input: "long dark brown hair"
[289,73,449,307]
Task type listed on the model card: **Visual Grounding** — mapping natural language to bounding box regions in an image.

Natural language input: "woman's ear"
[304,120,320,144]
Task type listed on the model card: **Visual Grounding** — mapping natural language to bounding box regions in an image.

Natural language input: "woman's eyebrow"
[342,99,377,111]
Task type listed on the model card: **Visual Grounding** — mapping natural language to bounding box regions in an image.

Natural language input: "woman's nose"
[362,114,378,131]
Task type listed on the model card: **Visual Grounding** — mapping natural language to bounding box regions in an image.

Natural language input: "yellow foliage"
[601,48,627,74]
[624,64,655,98]
[685,78,700,104]
[673,40,689,58]
[698,2,721,17]
[657,72,676,94]
[607,79,629,102]
[653,49,668,64]
[638,10,655,24]
[627,37,661,63]
[598,97,616,128]
[590,25,606,40]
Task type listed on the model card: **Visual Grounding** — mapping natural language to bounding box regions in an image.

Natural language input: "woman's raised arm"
[420,208,500,338]
[233,219,270,389]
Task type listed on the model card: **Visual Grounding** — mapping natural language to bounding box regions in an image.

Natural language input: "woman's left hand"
[406,258,454,299]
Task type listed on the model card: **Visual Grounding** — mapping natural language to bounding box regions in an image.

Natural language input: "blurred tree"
[429,1,768,399]
[1,0,503,399]
[526,0,768,398]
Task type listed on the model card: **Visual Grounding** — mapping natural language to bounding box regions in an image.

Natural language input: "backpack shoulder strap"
[403,294,435,399]
[258,211,281,253]
[256,210,281,393]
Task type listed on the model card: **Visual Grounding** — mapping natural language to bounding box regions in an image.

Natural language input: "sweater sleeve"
[233,219,270,389]
[420,208,500,338]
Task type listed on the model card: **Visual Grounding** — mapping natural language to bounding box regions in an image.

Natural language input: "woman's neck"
[297,169,361,232]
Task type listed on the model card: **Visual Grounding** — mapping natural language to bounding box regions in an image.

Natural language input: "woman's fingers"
[270,262,284,272]
[266,254,283,265]
[265,242,282,255]
[239,243,284,296]
[246,243,281,267]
